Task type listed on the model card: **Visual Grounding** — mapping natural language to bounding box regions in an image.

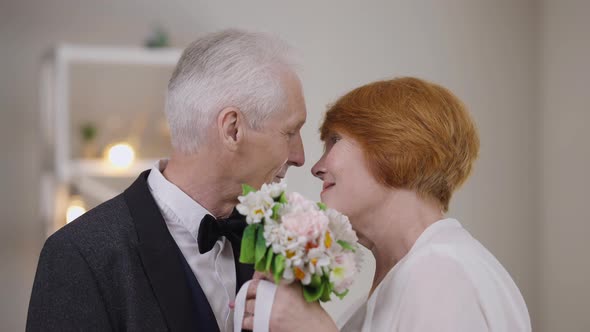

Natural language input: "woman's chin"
[320,193,336,209]
[323,199,348,217]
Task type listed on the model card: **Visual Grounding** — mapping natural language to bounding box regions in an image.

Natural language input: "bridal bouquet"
[237,181,360,302]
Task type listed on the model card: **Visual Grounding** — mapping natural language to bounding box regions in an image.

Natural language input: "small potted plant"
[80,122,98,159]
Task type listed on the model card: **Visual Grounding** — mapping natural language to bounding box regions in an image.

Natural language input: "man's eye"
[330,135,341,144]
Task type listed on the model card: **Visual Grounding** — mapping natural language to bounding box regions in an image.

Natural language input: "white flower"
[307,247,331,275]
[289,264,312,285]
[326,208,358,244]
[285,247,305,267]
[265,223,306,258]
[263,219,281,247]
[330,252,357,293]
[282,266,295,283]
[236,191,274,224]
[354,246,365,273]
[260,180,287,199]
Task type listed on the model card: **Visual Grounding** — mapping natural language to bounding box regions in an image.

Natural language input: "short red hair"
[320,77,479,212]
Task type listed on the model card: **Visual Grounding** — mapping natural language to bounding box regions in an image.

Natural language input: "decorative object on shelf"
[104,142,136,169]
[80,122,99,158]
[144,25,170,48]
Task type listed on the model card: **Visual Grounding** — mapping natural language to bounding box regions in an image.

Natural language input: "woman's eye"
[330,135,341,144]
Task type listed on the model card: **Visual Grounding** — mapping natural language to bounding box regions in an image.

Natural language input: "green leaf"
[255,224,267,264]
[333,288,349,300]
[255,256,266,272]
[320,280,332,302]
[327,281,334,294]
[310,274,322,288]
[317,202,327,211]
[273,192,285,203]
[337,240,356,252]
[271,204,281,220]
[303,283,324,302]
[272,255,286,284]
[241,184,256,196]
[239,224,258,264]
[279,192,288,204]
[265,247,274,273]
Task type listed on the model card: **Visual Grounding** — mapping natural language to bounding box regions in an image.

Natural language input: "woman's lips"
[321,183,335,193]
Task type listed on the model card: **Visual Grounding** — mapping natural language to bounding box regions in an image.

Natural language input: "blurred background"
[1,0,588,330]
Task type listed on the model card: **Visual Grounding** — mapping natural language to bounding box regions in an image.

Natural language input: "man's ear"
[217,107,243,151]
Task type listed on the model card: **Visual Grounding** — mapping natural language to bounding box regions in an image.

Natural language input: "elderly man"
[27,29,306,332]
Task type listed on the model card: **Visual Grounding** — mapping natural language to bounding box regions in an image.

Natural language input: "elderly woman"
[245,77,531,331]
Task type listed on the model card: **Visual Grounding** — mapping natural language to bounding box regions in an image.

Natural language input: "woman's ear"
[217,107,243,151]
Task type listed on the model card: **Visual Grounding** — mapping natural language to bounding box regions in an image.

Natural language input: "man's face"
[240,72,307,189]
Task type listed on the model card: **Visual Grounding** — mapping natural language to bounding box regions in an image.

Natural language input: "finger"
[252,271,268,280]
[243,315,254,331]
[278,277,292,286]
[228,301,235,310]
[245,299,255,315]
[246,278,261,299]
[254,270,276,281]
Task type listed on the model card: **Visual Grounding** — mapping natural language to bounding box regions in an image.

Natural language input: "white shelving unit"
[40,44,181,235]
[69,159,160,178]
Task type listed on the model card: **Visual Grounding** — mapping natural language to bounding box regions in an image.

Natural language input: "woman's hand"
[241,272,339,332]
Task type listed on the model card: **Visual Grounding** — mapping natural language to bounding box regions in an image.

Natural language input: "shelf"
[40,43,177,234]
[69,159,157,178]
[48,44,183,66]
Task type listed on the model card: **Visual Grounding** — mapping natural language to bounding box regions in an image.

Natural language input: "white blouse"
[341,218,531,332]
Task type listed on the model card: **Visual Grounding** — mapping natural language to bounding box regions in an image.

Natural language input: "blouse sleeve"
[395,253,489,332]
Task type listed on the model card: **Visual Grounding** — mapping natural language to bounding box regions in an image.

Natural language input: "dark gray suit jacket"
[26,171,249,331]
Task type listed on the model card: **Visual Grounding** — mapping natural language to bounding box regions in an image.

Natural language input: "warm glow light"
[106,143,135,168]
[66,198,86,223]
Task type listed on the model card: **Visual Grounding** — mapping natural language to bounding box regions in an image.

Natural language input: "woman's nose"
[311,158,326,179]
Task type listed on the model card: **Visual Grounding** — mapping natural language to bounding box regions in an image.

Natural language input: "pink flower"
[281,210,329,240]
[287,192,318,212]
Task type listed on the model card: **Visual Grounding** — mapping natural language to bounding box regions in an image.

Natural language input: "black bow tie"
[197,209,247,254]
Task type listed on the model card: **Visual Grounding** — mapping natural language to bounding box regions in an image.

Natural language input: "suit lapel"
[124,171,205,332]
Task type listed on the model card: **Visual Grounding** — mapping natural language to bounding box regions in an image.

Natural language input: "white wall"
[0,0,539,330]
[539,1,590,331]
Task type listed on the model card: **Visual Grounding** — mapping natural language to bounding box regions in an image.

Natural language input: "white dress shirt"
[147,160,237,332]
[341,218,531,332]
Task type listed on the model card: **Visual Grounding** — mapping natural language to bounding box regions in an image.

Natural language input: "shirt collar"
[147,159,212,240]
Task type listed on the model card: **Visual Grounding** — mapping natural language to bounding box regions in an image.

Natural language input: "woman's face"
[311,131,389,241]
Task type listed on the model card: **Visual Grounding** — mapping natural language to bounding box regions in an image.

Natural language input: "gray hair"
[165,29,299,154]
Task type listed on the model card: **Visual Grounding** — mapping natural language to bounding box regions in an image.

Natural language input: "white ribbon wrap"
[234,279,278,332]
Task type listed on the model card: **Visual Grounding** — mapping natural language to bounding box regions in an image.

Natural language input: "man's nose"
[288,133,305,167]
